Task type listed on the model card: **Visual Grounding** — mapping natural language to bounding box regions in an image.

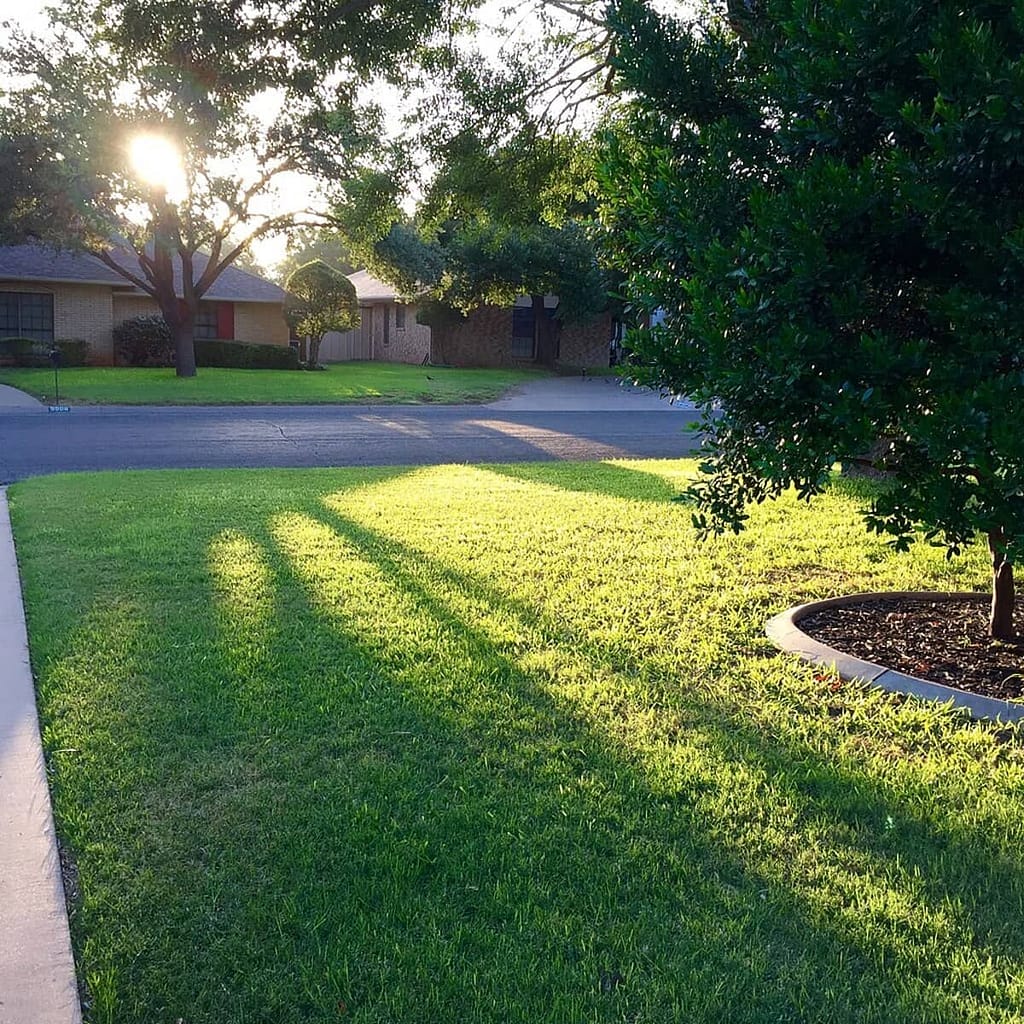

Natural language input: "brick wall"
[558,313,614,370]
[233,302,289,345]
[1,280,115,364]
[432,306,516,367]
[431,305,613,369]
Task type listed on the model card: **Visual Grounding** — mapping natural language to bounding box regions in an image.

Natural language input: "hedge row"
[113,315,299,370]
[196,338,299,370]
[0,337,91,366]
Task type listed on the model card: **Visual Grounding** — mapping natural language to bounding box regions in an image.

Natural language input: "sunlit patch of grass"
[9,461,1024,1024]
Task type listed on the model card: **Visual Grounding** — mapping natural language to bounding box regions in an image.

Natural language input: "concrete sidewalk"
[486,375,695,412]
[0,488,81,1024]
[0,385,43,411]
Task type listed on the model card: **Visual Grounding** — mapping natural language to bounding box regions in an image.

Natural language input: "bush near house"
[114,315,300,370]
[113,314,174,367]
[0,337,90,366]
[196,338,300,370]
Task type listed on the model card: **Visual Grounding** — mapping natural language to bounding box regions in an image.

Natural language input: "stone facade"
[378,302,431,364]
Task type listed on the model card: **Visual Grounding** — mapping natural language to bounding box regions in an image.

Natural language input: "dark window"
[511,303,556,360]
[395,304,406,330]
[0,292,54,342]
[195,303,219,340]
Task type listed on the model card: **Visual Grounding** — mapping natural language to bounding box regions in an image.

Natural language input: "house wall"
[1,280,115,364]
[111,295,289,347]
[234,302,289,346]
[378,302,431,364]
[431,305,612,369]
[111,294,158,326]
[321,302,431,364]
[557,313,614,370]
[433,305,514,367]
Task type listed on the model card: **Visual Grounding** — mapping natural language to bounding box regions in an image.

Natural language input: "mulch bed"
[800,597,1024,702]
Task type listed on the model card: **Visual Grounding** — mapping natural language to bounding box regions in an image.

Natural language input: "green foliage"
[0,337,92,367]
[113,315,174,367]
[195,339,300,371]
[0,338,39,367]
[53,339,91,366]
[602,0,1024,570]
[285,261,359,338]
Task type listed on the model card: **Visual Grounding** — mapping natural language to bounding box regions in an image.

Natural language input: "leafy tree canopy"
[601,0,1024,636]
[285,259,360,366]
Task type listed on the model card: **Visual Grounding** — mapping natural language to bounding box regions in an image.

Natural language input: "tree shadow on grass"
[484,460,685,504]
[28,469,1024,1024]
[309,503,1024,980]
[255,501,1022,1023]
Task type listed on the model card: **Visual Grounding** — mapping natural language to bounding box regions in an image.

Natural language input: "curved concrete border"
[766,591,1024,724]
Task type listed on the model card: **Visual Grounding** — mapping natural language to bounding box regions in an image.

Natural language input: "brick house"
[432,296,614,370]
[322,272,613,369]
[0,243,289,364]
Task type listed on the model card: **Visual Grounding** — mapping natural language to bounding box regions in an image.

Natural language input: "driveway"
[0,377,702,483]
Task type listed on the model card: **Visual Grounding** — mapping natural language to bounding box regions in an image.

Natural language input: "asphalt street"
[0,397,703,483]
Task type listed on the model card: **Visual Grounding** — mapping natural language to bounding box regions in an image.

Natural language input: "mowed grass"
[0,363,542,405]
[9,461,1024,1024]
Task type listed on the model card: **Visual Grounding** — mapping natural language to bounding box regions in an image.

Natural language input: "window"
[0,292,54,342]
[395,303,406,331]
[510,306,535,359]
[194,303,219,340]
[511,303,557,360]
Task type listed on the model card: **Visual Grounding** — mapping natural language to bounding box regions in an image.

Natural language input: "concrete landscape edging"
[766,591,1024,724]
[0,487,82,1024]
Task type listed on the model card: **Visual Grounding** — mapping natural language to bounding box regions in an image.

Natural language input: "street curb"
[0,487,82,1024]
[766,591,1024,724]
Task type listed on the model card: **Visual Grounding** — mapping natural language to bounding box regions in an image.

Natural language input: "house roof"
[347,269,402,303]
[0,243,286,304]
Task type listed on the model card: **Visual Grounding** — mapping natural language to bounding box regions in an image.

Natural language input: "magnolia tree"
[285,260,359,368]
[601,0,1024,638]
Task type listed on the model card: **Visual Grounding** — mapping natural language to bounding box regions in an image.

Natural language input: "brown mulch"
[799,597,1024,702]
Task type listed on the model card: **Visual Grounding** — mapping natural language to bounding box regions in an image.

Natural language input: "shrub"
[0,337,40,366]
[0,337,89,366]
[195,339,300,370]
[53,338,91,366]
[114,315,173,366]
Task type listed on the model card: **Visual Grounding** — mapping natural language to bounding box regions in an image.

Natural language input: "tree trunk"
[307,334,323,368]
[174,317,197,378]
[532,294,557,367]
[988,528,1015,640]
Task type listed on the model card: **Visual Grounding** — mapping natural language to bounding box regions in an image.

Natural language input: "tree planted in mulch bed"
[604,0,1024,641]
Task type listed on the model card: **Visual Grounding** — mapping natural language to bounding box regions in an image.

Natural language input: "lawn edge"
[0,487,82,1024]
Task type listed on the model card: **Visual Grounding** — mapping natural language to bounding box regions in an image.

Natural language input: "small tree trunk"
[988,528,1015,640]
[174,319,197,378]
[307,334,323,368]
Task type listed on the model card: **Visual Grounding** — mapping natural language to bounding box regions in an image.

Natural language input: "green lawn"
[10,461,1024,1024]
[0,363,543,405]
